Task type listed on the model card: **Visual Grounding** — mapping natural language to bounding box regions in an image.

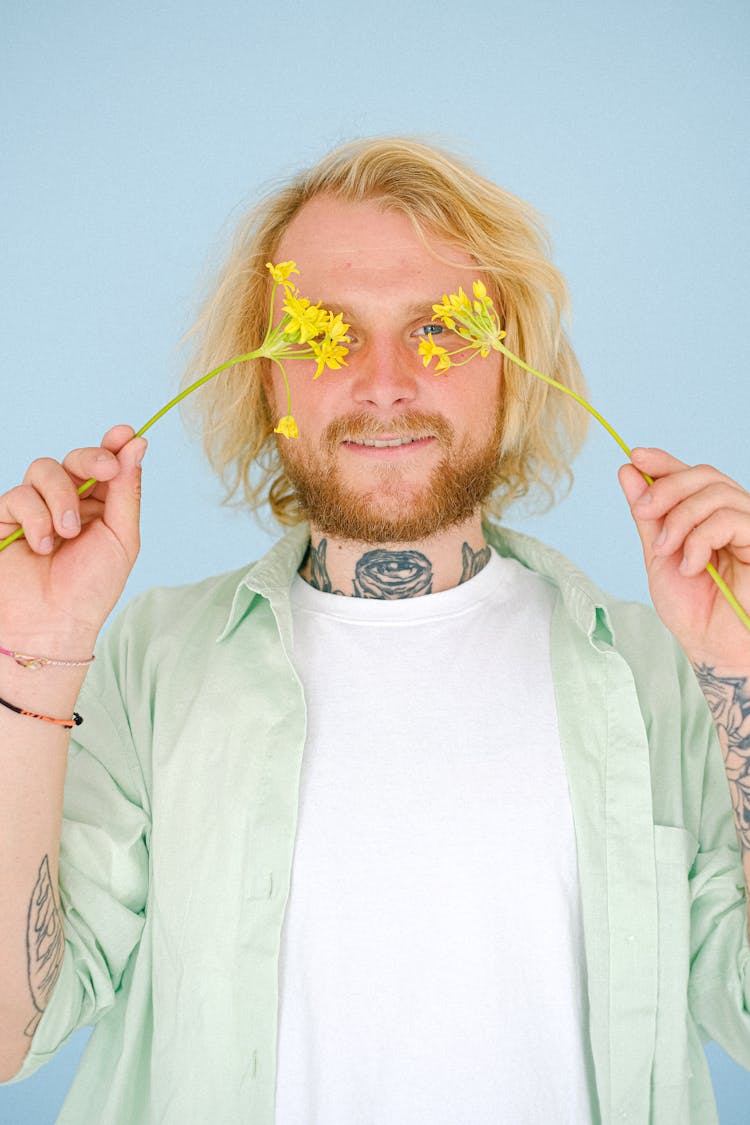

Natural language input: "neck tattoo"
[303,539,491,599]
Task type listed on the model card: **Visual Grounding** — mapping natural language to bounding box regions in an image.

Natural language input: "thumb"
[618,462,663,566]
[102,436,147,559]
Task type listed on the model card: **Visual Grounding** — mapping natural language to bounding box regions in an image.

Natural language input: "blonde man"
[1,138,750,1124]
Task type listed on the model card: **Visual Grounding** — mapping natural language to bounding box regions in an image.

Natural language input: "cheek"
[290,367,344,418]
[446,363,502,431]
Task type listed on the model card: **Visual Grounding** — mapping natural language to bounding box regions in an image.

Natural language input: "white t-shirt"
[275,549,595,1123]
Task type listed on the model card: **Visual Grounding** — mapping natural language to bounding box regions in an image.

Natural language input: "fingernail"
[95,453,112,463]
[40,536,54,553]
[62,509,79,531]
[655,529,667,548]
[635,492,653,507]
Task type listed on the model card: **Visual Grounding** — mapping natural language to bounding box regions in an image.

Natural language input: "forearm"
[691,661,750,937]
[0,430,145,1079]
[0,650,88,1080]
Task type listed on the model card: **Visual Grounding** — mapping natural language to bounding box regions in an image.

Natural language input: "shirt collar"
[216,523,311,643]
[483,523,615,646]
[216,520,615,646]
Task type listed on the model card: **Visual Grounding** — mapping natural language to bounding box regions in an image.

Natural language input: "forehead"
[274,196,479,303]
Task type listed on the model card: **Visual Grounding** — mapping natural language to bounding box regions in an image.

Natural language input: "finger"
[618,462,664,561]
[631,462,742,524]
[618,461,650,506]
[61,445,121,489]
[648,482,750,560]
[20,457,86,541]
[0,484,58,554]
[100,436,147,560]
[60,426,137,501]
[680,509,750,576]
[630,447,691,477]
[100,424,137,454]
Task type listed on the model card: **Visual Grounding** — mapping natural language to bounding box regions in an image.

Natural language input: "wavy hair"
[181,136,589,525]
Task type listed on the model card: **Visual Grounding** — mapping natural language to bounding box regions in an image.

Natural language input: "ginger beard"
[277,409,505,544]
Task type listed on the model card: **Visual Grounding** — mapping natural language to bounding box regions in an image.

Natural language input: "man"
[1,138,749,1124]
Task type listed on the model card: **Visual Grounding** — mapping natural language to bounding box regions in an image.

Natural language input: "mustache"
[323,411,455,453]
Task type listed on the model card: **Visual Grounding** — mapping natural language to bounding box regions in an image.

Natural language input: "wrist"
[0,636,95,705]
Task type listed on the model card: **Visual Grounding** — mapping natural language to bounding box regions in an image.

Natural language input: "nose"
[349,336,418,411]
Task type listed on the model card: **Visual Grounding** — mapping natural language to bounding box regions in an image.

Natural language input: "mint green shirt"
[8,523,750,1123]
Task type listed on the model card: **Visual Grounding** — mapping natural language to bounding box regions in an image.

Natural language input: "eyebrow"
[313,297,439,322]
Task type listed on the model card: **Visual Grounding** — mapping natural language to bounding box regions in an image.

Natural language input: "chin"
[310,485,476,544]
[282,437,500,544]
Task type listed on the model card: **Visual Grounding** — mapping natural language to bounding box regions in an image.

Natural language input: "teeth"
[351,436,425,447]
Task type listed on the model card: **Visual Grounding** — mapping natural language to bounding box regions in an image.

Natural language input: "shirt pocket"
[651,824,700,1103]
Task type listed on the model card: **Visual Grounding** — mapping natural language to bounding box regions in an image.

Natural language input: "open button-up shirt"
[8,523,750,1123]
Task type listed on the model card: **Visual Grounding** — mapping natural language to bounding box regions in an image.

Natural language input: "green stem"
[706,563,750,631]
[495,340,653,482]
[266,280,280,341]
[0,351,259,552]
[495,338,750,633]
[135,352,260,439]
[272,358,292,416]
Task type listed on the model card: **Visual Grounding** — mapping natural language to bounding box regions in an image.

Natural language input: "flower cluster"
[417,278,750,634]
[419,278,634,464]
[0,262,349,552]
[261,261,351,437]
[115,260,350,446]
[418,280,507,373]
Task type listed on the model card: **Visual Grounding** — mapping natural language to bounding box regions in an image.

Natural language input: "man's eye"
[414,324,444,338]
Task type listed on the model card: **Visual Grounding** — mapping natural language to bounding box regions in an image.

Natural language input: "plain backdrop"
[1,0,749,1120]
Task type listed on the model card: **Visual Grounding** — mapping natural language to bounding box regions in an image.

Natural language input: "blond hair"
[182,136,588,525]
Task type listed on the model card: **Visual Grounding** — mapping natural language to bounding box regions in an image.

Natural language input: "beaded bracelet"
[0,694,82,729]
[0,644,95,671]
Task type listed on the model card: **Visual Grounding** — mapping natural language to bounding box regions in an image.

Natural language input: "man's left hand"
[619,447,750,668]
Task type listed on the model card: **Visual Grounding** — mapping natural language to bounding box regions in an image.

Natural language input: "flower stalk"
[3,266,747,638]
[0,261,349,552]
[420,281,750,633]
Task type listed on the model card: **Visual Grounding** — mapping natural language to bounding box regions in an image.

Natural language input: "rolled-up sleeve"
[8,619,151,1084]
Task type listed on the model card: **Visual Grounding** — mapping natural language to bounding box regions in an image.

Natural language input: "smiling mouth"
[343,435,433,448]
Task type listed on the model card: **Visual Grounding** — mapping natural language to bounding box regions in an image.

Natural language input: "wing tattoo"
[24,855,65,1036]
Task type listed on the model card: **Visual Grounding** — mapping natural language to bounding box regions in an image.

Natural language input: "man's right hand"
[0,424,147,652]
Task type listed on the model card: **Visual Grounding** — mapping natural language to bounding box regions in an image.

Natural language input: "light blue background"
[2,1,749,1120]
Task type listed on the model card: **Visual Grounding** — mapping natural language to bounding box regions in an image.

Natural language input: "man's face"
[269,196,504,543]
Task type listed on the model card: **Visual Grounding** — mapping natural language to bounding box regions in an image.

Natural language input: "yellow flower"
[281,293,330,343]
[418,336,450,371]
[323,310,351,345]
[430,281,507,360]
[266,260,299,285]
[274,414,299,439]
[435,287,471,315]
[311,337,349,379]
[308,311,351,378]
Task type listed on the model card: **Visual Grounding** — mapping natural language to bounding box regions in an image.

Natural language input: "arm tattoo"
[354,549,432,598]
[459,542,491,584]
[693,663,750,852]
[24,855,65,1036]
